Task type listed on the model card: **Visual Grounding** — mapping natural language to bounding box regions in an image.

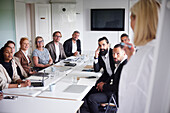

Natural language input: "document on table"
[77,78,96,86]
[63,85,87,93]
[28,76,48,81]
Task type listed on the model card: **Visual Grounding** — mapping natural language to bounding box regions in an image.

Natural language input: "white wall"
[15,2,28,51]
[15,0,133,53]
[81,0,129,51]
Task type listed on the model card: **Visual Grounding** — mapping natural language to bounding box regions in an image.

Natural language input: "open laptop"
[30,72,47,87]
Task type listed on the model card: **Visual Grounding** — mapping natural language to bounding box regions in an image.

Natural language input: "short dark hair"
[53,31,62,37]
[98,37,109,44]
[72,30,80,35]
[4,40,15,47]
[120,33,129,39]
[114,44,124,49]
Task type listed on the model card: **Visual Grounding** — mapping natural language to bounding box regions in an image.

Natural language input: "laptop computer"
[31,72,47,87]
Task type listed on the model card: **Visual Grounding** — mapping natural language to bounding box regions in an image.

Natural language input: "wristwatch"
[18,84,21,88]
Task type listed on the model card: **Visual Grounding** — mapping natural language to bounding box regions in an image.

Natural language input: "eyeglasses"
[37,40,44,43]
[54,35,62,38]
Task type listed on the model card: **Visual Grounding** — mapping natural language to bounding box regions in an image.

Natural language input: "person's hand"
[96,82,105,91]
[73,51,78,56]
[21,80,31,87]
[95,47,100,59]
[123,42,134,60]
[0,91,3,100]
[49,60,53,65]
[29,70,37,75]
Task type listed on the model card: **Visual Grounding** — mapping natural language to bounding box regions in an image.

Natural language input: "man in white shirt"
[45,31,66,63]
[63,31,81,57]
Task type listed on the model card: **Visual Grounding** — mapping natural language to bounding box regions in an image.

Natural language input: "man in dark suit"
[45,31,66,63]
[94,37,115,85]
[88,44,127,113]
[63,31,81,57]
[80,37,115,113]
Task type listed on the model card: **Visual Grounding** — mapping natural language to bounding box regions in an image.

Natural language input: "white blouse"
[118,40,156,113]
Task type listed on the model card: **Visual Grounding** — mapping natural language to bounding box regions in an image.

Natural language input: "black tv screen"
[91,9,125,31]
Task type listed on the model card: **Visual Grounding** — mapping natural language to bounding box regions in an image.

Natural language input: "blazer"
[14,50,32,74]
[13,56,28,79]
[63,38,81,57]
[45,41,66,63]
[0,59,20,90]
[93,48,115,84]
[103,59,128,105]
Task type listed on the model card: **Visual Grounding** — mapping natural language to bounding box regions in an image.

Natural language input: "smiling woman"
[0,46,31,90]
[14,38,36,75]
[32,36,53,71]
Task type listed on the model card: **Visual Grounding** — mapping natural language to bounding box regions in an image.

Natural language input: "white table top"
[37,65,101,101]
[3,72,66,97]
[0,96,83,113]
[3,55,101,101]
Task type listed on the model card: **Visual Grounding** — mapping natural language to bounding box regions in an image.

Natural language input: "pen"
[120,42,133,49]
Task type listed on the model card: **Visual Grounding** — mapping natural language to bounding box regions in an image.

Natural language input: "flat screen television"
[91,9,125,31]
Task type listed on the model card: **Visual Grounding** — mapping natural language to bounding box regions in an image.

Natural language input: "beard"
[100,49,108,56]
[114,60,121,64]
[114,58,121,64]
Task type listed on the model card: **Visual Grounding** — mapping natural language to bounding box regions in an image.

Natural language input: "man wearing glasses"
[45,31,66,63]
[63,31,81,57]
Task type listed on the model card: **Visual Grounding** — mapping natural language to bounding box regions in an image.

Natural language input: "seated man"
[80,37,115,113]
[63,31,81,57]
[87,44,127,113]
[120,33,130,43]
[45,31,66,63]
[93,37,115,85]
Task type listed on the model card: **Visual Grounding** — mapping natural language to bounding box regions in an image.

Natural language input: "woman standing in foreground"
[118,0,160,113]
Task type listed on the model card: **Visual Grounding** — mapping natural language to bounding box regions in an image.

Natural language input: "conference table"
[0,96,83,113]
[1,54,101,113]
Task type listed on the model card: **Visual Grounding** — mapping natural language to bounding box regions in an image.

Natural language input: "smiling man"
[63,31,81,57]
[45,31,66,63]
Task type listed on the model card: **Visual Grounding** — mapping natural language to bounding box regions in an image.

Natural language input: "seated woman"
[4,40,28,79]
[14,38,36,75]
[32,36,53,71]
[0,46,31,90]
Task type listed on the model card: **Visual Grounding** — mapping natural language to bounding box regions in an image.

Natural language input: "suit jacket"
[63,38,81,57]
[0,59,20,90]
[13,56,28,79]
[94,48,115,84]
[14,50,32,74]
[103,59,128,105]
[45,41,66,63]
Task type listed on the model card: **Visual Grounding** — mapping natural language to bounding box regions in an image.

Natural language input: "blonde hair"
[35,36,44,48]
[131,0,160,46]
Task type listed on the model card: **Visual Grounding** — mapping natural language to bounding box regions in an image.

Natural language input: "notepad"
[63,85,87,93]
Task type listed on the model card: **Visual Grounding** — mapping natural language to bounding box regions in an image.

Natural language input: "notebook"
[31,72,49,77]
[63,85,87,93]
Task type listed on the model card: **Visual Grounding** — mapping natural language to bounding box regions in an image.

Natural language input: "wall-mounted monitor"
[91,9,125,31]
